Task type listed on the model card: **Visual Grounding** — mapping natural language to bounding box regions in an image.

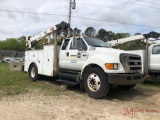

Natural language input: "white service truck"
[107,33,160,77]
[24,21,159,98]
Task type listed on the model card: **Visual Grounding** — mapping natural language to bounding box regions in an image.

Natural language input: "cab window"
[62,39,70,50]
[70,38,87,50]
[152,45,160,54]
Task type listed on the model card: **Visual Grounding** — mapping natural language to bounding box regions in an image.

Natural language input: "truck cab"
[59,37,112,71]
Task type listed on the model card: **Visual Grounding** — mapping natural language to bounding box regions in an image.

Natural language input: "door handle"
[67,52,69,56]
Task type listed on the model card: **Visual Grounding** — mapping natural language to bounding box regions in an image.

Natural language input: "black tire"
[84,67,110,99]
[28,64,40,82]
[117,84,136,90]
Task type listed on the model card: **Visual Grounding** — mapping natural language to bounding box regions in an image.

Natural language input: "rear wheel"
[28,64,40,82]
[117,84,136,90]
[84,67,110,99]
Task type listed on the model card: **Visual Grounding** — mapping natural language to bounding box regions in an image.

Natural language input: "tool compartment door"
[43,45,54,76]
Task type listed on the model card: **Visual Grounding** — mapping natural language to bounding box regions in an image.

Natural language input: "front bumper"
[108,73,144,85]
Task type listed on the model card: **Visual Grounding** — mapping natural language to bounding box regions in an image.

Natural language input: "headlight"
[105,63,118,70]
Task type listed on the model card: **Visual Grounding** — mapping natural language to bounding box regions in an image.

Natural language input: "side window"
[70,38,87,50]
[152,45,160,54]
[62,39,69,50]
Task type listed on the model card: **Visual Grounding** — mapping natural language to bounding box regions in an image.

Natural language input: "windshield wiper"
[91,45,102,47]
[91,45,109,48]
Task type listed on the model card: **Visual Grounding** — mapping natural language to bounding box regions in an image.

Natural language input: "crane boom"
[26,21,69,49]
[107,31,160,47]
[107,35,145,47]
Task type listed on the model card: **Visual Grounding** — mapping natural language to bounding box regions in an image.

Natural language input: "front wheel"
[28,64,40,82]
[84,67,110,99]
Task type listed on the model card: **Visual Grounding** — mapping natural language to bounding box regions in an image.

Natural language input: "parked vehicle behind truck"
[24,21,160,98]
[107,33,160,77]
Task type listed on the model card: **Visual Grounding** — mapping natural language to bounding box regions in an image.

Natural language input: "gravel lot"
[0,85,159,120]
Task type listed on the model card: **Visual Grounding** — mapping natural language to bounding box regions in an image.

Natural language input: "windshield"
[84,37,111,48]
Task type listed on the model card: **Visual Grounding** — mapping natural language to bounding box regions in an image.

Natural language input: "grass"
[0,63,159,98]
[142,78,160,88]
[0,63,67,97]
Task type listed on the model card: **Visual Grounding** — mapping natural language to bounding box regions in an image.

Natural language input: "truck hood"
[91,47,130,56]
[88,47,136,63]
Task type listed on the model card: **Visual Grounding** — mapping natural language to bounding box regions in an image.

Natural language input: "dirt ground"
[0,85,159,120]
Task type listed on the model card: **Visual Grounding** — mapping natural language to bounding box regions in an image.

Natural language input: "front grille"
[120,53,142,73]
[129,56,141,60]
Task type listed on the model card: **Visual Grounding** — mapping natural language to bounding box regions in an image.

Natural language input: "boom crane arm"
[26,21,69,49]
[107,31,160,47]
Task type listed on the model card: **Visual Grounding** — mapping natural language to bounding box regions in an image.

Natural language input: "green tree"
[97,29,108,41]
[115,33,130,39]
[73,27,81,36]
[97,29,117,41]
[0,36,26,51]
[17,36,27,51]
[0,38,19,50]
[84,27,96,37]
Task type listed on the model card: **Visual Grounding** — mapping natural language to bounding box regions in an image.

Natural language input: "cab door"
[66,38,88,71]
[149,45,160,71]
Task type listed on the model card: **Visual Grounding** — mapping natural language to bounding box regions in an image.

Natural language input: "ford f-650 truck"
[24,21,160,98]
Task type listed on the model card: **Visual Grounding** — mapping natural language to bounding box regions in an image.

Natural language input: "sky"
[0,0,160,42]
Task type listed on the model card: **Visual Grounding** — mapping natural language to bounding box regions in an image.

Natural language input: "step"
[56,79,79,85]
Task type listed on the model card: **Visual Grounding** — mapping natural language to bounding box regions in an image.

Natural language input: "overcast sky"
[0,0,160,41]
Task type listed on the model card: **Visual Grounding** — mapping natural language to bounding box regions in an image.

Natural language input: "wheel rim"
[87,73,101,92]
[31,67,36,78]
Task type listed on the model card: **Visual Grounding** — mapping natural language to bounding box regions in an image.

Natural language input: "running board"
[56,79,79,85]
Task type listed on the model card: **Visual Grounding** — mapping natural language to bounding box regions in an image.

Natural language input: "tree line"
[0,27,146,51]
[84,27,146,50]
[0,36,26,51]
[84,27,130,41]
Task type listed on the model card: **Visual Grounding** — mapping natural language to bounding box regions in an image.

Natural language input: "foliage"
[97,29,116,41]
[0,35,63,50]
[122,41,146,50]
[115,33,130,39]
[109,31,116,40]
[34,38,47,49]
[97,29,108,41]
[73,27,81,36]
[66,27,81,36]
[0,36,26,51]
[84,27,96,37]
